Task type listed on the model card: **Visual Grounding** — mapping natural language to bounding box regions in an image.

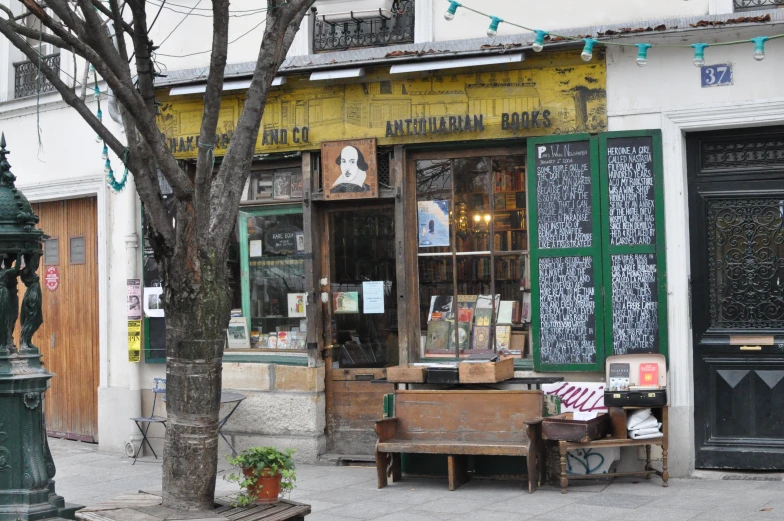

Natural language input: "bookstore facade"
[156,50,670,456]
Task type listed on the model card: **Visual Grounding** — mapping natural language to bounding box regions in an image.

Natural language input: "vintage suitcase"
[604,389,667,407]
[604,353,667,407]
[426,366,459,384]
[542,412,610,442]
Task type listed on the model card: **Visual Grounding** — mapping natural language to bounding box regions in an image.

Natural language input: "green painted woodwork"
[527,131,669,372]
[527,134,606,373]
[222,353,308,366]
[598,130,669,361]
[0,135,80,520]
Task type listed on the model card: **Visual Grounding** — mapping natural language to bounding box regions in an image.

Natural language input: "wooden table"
[551,406,669,493]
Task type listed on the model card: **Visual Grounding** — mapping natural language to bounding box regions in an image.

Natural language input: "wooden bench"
[375,390,544,492]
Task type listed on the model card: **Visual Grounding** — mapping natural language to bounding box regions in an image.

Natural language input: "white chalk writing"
[536,141,593,249]
[611,254,659,354]
[607,138,655,246]
[539,256,596,364]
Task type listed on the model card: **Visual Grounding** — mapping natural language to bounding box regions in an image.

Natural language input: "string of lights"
[444,0,784,65]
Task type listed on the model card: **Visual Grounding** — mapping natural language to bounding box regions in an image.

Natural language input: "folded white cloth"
[631,416,659,431]
[626,409,653,430]
[630,431,664,440]
[629,427,661,437]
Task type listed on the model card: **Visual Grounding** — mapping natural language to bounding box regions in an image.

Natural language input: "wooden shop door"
[29,197,99,442]
[324,204,396,456]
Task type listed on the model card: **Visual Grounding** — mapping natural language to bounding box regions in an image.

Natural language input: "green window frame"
[238,204,305,339]
[527,130,668,372]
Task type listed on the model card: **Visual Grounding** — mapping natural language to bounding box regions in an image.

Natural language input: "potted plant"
[226,447,296,505]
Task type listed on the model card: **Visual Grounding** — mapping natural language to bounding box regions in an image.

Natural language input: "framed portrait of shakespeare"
[321,138,378,200]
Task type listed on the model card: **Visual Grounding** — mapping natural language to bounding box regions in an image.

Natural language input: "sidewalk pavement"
[50,438,784,521]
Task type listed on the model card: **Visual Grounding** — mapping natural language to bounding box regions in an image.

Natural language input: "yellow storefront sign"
[128,319,141,363]
[156,52,606,159]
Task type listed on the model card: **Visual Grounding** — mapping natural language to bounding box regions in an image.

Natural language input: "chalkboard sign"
[538,256,597,364]
[611,254,659,354]
[606,137,655,245]
[535,140,593,249]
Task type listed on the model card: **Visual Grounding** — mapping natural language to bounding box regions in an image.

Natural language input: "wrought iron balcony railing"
[734,0,784,10]
[313,0,415,53]
[14,53,59,99]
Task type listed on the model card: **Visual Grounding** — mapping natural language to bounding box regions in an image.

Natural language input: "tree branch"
[91,0,135,37]
[194,0,230,242]
[0,13,176,248]
[209,0,314,246]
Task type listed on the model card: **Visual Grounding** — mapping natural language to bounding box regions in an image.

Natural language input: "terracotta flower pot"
[242,467,282,504]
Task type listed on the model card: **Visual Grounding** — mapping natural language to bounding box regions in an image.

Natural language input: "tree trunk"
[159,218,232,511]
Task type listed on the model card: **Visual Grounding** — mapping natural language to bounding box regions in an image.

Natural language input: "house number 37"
[701,64,733,87]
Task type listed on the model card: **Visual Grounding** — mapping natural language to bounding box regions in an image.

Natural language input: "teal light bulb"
[635,43,651,67]
[444,0,460,20]
[581,38,597,62]
[487,16,503,37]
[532,30,547,52]
[692,43,708,67]
[751,36,769,61]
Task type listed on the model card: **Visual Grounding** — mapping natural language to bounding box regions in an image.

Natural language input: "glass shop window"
[416,153,531,359]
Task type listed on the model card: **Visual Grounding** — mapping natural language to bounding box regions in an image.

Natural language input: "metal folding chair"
[130,377,166,464]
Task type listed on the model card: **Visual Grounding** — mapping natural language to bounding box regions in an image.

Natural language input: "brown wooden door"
[29,197,99,442]
[324,204,396,455]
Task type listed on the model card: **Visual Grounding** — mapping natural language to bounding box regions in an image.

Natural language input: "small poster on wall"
[273,172,292,200]
[333,291,359,313]
[287,293,307,318]
[321,139,378,200]
[417,200,450,247]
[144,287,164,318]
[290,173,304,198]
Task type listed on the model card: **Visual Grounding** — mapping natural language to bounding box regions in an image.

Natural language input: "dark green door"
[688,127,784,469]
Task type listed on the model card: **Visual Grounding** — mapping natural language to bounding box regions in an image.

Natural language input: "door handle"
[740,345,762,351]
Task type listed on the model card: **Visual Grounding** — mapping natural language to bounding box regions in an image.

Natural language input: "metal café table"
[163,391,246,456]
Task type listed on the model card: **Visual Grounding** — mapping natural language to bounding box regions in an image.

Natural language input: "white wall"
[433,0,710,41]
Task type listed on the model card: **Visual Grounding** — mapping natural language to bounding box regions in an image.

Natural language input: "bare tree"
[0,0,315,511]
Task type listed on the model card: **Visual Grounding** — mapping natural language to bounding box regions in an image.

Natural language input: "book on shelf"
[497,301,515,324]
[515,191,527,210]
[472,325,490,350]
[429,295,454,321]
[495,325,511,350]
[521,292,532,322]
[426,320,451,351]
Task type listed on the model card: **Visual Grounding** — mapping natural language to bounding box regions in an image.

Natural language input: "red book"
[639,363,659,387]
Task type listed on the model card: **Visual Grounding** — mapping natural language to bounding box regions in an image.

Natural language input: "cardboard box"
[458,357,514,383]
[386,364,427,383]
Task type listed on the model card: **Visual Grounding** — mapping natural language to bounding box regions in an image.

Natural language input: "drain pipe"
[124,174,143,458]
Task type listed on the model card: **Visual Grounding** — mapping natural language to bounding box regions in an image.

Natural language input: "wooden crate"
[386,364,427,383]
[458,357,514,383]
[542,413,610,442]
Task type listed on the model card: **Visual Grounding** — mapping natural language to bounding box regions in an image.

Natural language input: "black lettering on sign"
[611,254,659,354]
[534,140,593,249]
[606,137,655,245]
[538,256,596,365]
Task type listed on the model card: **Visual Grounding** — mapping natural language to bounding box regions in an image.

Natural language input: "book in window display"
[429,295,454,322]
[495,325,511,350]
[290,173,304,198]
[426,320,451,352]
